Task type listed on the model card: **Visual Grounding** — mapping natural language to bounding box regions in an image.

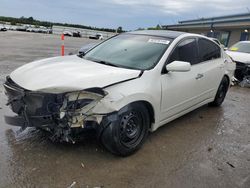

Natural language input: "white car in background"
[63,30,73,36]
[89,33,104,40]
[0,25,7,31]
[226,41,250,81]
[4,30,233,156]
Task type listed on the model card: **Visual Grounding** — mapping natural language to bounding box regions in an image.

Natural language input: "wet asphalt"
[0,31,249,188]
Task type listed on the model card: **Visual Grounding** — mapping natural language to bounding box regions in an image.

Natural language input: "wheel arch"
[131,100,155,126]
[223,74,230,88]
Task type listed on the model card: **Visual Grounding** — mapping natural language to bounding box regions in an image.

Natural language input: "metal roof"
[179,13,250,24]
[128,30,186,39]
[164,13,250,29]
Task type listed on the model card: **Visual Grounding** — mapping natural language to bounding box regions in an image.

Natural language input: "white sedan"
[4,30,233,156]
[226,41,250,81]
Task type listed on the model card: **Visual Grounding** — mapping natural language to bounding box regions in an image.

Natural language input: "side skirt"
[152,97,214,131]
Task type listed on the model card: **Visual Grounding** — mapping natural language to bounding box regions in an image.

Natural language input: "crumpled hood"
[10,55,141,93]
[226,51,250,64]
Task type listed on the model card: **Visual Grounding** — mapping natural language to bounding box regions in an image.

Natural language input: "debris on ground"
[217,167,223,171]
[81,163,85,168]
[239,77,250,88]
[67,181,76,188]
[231,76,238,86]
[226,161,235,168]
[207,147,213,152]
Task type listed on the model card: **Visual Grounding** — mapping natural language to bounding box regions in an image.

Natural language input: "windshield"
[84,34,172,70]
[229,42,250,53]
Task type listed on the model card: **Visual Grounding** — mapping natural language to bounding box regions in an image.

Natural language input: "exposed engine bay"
[234,62,250,87]
[4,76,109,143]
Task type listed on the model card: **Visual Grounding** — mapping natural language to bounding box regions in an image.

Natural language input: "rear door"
[196,38,225,99]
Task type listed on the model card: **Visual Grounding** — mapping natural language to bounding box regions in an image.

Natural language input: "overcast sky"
[1,0,250,30]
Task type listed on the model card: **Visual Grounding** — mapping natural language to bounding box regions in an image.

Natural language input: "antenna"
[158,21,162,27]
[247,7,250,13]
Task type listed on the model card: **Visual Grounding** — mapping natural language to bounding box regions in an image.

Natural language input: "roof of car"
[127,30,186,39]
[237,41,250,43]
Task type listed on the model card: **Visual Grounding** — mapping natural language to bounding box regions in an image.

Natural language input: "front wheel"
[209,76,229,106]
[99,103,150,156]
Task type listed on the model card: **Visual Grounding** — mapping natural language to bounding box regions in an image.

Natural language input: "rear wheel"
[209,76,229,106]
[99,103,150,156]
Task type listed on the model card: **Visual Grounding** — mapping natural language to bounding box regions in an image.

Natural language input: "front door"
[160,38,205,122]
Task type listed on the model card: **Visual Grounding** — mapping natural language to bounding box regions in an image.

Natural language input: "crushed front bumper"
[235,61,250,81]
[3,76,107,142]
[4,77,62,128]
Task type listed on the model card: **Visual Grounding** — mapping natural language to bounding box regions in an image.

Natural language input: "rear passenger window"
[168,38,199,65]
[198,38,221,62]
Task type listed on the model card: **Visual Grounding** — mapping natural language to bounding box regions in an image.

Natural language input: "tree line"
[0,16,123,33]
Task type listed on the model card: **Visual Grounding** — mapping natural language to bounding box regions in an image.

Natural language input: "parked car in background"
[27,27,52,34]
[89,33,103,40]
[16,26,27,31]
[226,41,250,81]
[8,26,17,31]
[63,30,81,37]
[26,27,35,32]
[72,31,81,37]
[47,28,53,34]
[4,30,233,156]
[63,30,73,37]
[0,26,7,31]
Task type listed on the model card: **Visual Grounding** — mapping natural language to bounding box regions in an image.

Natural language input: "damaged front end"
[4,76,108,143]
[234,62,250,87]
[235,62,250,80]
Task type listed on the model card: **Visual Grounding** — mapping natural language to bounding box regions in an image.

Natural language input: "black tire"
[99,103,150,156]
[209,76,229,106]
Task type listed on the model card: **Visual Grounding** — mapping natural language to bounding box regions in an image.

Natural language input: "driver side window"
[168,38,199,65]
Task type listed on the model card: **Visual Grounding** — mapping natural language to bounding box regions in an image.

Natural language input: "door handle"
[196,73,204,80]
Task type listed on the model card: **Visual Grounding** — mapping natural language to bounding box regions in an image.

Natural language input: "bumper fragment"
[3,76,109,143]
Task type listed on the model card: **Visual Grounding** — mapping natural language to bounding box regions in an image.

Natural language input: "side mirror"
[224,47,228,51]
[78,42,99,57]
[166,61,191,72]
[78,51,85,57]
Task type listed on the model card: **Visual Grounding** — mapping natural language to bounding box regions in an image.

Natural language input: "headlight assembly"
[62,89,107,114]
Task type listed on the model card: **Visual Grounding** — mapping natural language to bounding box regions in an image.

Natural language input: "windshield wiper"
[91,59,119,67]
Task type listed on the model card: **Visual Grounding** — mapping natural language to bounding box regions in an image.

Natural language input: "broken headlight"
[61,89,107,114]
[66,99,94,110]
[59,89,107,127]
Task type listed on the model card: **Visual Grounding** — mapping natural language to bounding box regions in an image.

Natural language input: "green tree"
[148,24,162,30]
[136,27,145,31]
[10,21,16,25]
[27,17,34,23]
[117,26,123,33]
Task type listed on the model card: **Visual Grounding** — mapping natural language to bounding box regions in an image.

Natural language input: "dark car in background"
[0,26,7,31]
